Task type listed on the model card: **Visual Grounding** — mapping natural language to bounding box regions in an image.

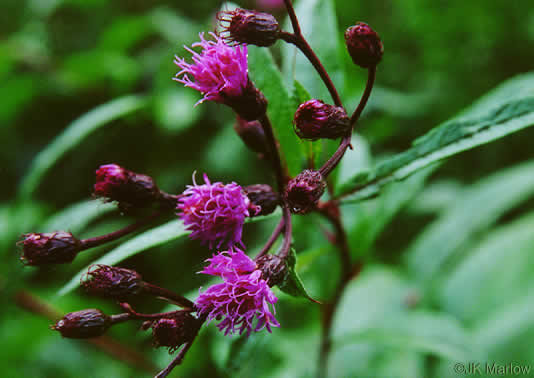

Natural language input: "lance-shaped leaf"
[278,249,321,304]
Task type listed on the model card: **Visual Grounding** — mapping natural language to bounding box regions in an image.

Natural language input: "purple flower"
[195,250,279,336]
[173,32,249,105]
[177,173,258,249]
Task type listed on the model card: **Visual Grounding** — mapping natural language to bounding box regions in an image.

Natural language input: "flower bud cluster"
[19,231,80,266]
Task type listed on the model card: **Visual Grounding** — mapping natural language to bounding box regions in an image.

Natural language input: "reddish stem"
[142,282,195,309]
[80,212,162,250]
[258,114,287,191]
[319,66,376,178]
[277,204,293,259]
[255,217,285,260]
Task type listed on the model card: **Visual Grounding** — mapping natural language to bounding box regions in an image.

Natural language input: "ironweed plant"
[16,1,534,377]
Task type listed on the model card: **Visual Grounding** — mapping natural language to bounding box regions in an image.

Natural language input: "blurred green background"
[2,0,534,377]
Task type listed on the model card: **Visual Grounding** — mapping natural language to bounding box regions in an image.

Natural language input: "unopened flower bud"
[19,231,80,266]
[82,264,144,300]
[217,8,280,47]
[256,254,287,286]
[151,313,198,353]
[94,164,160,212]
[294,99,350,140]
[244,184,279,216]
[234,117,269,155]
[345,22,383,68]
[52,309,111,339]
[284,170,326,214]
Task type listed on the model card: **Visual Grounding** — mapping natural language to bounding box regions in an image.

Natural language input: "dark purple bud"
[345,22,383,68]
[224,79,268,121]
[284,170,326,214]
[19,231,80,266]
[81,264,144,300]
[217,8,280,47]
[256,254,287,287]
[94,164,160,212]
[294,99,350,140]
[244,184,279,216]
[52,309,111,339]
[150,313,198,353]
[234,117,269,155]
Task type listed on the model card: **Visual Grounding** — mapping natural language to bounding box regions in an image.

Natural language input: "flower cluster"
[178,173,258,249]
[195,249,279,336]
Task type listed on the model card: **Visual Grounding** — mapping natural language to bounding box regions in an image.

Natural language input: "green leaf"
[19,95,147,199]
[438,211,534,324]
[282,0,344,102]
[248,46,303,176]
[334,135,372,196]
[42,200,116,234]
[278,249,320,303]
[335,311,479,362]
[405,159,534,283]
[338,72,534,203]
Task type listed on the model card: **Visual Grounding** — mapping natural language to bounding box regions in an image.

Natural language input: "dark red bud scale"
[81,264,144,300]
[234,117,269,155]
[150,313,199,353]
[284,170,326,214]
[294,99,351,140]
[19,231,81,266]
[345,22,383,68]
[52,309,111,339]
[217,8,280,47]
[244,184,279,216]
[256,254,287,287]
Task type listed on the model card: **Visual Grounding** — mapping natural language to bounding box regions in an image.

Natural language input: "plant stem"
[255,217,285,259]
[80,212,162,250]
[277,203,293,259]
[319,66,377,178]
[142,282,195,309]
[280,0,342,107]
[119,303,192,320]
[155,342,194,378]
[259,113,287,191]
[316,201,351,276]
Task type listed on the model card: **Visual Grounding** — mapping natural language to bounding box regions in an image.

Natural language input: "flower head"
[178,173,258,249]
[174,32,249,105]
[52,309,111,339]
[195,250,279,336]
[294,99,350,140]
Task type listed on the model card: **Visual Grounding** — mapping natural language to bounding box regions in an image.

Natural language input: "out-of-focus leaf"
[150,7,199,44]
[408,179,464,214]
[439,212,534,323]
[335,311,477,361]
[344,166,435,258]
[338,73,534,203]
[405,159,534,282]
[98,15,153,52]
[248,46,303,175]
[153,88,200,134]
[19,95,147,199]
[278,249,319,303]
[42,200,116,234]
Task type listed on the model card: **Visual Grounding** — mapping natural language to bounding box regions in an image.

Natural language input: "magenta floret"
[173,32,249,105]
[178,173,257,249]
[195,250,279,336]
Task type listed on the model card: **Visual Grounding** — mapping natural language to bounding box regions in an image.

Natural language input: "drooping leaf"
[405,159,534,282]
[338,73,534,203]
[42,200,116,234]
[278,249,320,303]
[334,311,479,362]
[248,46,303,176]
[19,95,147,199]
[438,211,534,324]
